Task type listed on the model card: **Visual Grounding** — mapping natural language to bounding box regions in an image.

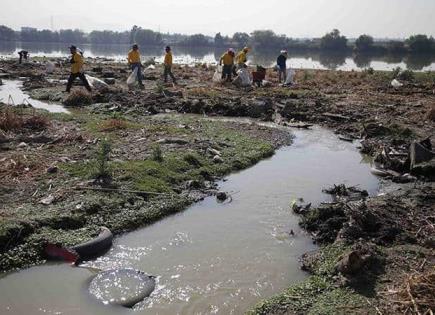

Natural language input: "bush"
[22,115,50,131]
[0,108,49,131]
[63,89,92,107]
[397,69,415,81]
[0,108,23,131]
[93,140,112,184]
[391,67,402,79]
[151,144,163,162]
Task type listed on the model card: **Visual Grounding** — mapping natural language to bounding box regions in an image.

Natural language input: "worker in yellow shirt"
[219,48,235,82]
[235,47,249,70]
[66,45,92,93]
[127,44,144,88]
[163,46,176,84]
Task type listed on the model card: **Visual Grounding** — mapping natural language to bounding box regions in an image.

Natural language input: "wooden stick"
[407,281,421,315]
[365,298,383,315]
[75,186,175,196]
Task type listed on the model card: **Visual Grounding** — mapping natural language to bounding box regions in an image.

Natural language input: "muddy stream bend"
[0,126,379,315]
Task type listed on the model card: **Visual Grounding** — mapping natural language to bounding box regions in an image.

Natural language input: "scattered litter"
[284,69,295,85]
[391,79,403,88]
[85,75,109,90]
[126,67,138,86]
[212,65,223,83]
[40,195,55,205]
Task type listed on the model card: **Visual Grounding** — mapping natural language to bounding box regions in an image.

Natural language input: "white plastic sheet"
[212,65,223,83]
[127,67,138,86]
[391,79,403,88]
[85,75,109,89]
[285,69,295,85]
[233,68,252,87]
[46,61,55,74]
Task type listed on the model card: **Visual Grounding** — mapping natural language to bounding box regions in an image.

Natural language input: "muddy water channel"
[0,127,379,315]
[0,80,68,113]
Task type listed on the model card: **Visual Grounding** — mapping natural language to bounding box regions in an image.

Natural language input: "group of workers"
[21,43,289,93]
[219,48,289,83]
[64,44,177,93]
[127,44,176,88]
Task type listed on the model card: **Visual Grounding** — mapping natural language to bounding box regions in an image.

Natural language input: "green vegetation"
[355,34,374,52]
[320,29,348,51]
[249,243,371,315]
[151,144,164,162]
[93,139,112,183]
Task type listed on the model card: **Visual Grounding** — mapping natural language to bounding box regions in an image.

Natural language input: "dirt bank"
[0,58,434,313]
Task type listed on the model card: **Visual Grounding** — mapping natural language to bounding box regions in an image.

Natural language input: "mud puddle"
[0,127,379,315]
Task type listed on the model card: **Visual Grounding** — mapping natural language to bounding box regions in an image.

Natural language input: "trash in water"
[89,268,156,308]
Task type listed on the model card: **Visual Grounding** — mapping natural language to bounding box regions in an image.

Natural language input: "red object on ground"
[45,244,79,263]
[252,71,266,82]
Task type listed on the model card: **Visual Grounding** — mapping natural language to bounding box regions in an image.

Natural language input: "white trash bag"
[46,61,55,74]
[391,79,403,88]
[212,65,223,83]
[233,68,252,87]
[126,67,138,86]
[85,75,109,90]
[284,69,295,85]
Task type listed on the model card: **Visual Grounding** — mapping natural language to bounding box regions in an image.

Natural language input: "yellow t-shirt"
[71,52,84,74]
[127,50,141,64]
[236,51,247,64]
[220,53,234,66]
[164,52,173,66]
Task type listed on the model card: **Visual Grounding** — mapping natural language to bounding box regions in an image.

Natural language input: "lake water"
[0,125,379,315]
[1,42,435,71]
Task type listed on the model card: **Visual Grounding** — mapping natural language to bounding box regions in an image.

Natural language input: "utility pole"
[50,15,54,31]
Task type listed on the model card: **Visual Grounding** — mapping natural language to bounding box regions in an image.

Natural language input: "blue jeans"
[131,63,143,84]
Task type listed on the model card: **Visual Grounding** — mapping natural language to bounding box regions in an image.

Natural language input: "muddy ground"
[0,58,434,314]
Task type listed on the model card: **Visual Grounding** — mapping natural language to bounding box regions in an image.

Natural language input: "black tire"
[70,227,113,260]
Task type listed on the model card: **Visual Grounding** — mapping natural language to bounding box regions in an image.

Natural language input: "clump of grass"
[391,67,402,79]
[188,87,219,98]
[0,107,49,131]
[63,89,92,107]
[391,67,414,81]
[364,67,375,75]
[183,152,203,167]
[151,144,163,162]
[397,69,415,81]
[99,118,128,132]
[22,114,50,131]
[0,108,23,131]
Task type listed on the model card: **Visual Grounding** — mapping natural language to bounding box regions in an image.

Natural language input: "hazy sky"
[1,0,434,38]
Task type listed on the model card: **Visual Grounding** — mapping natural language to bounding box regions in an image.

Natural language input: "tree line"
[1,24,434,54]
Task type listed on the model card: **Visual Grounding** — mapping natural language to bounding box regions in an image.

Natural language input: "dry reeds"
[98,118,128,132]
[397,271,435,315]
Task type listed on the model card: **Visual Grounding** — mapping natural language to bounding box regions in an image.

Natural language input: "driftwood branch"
[75,186,175,196]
